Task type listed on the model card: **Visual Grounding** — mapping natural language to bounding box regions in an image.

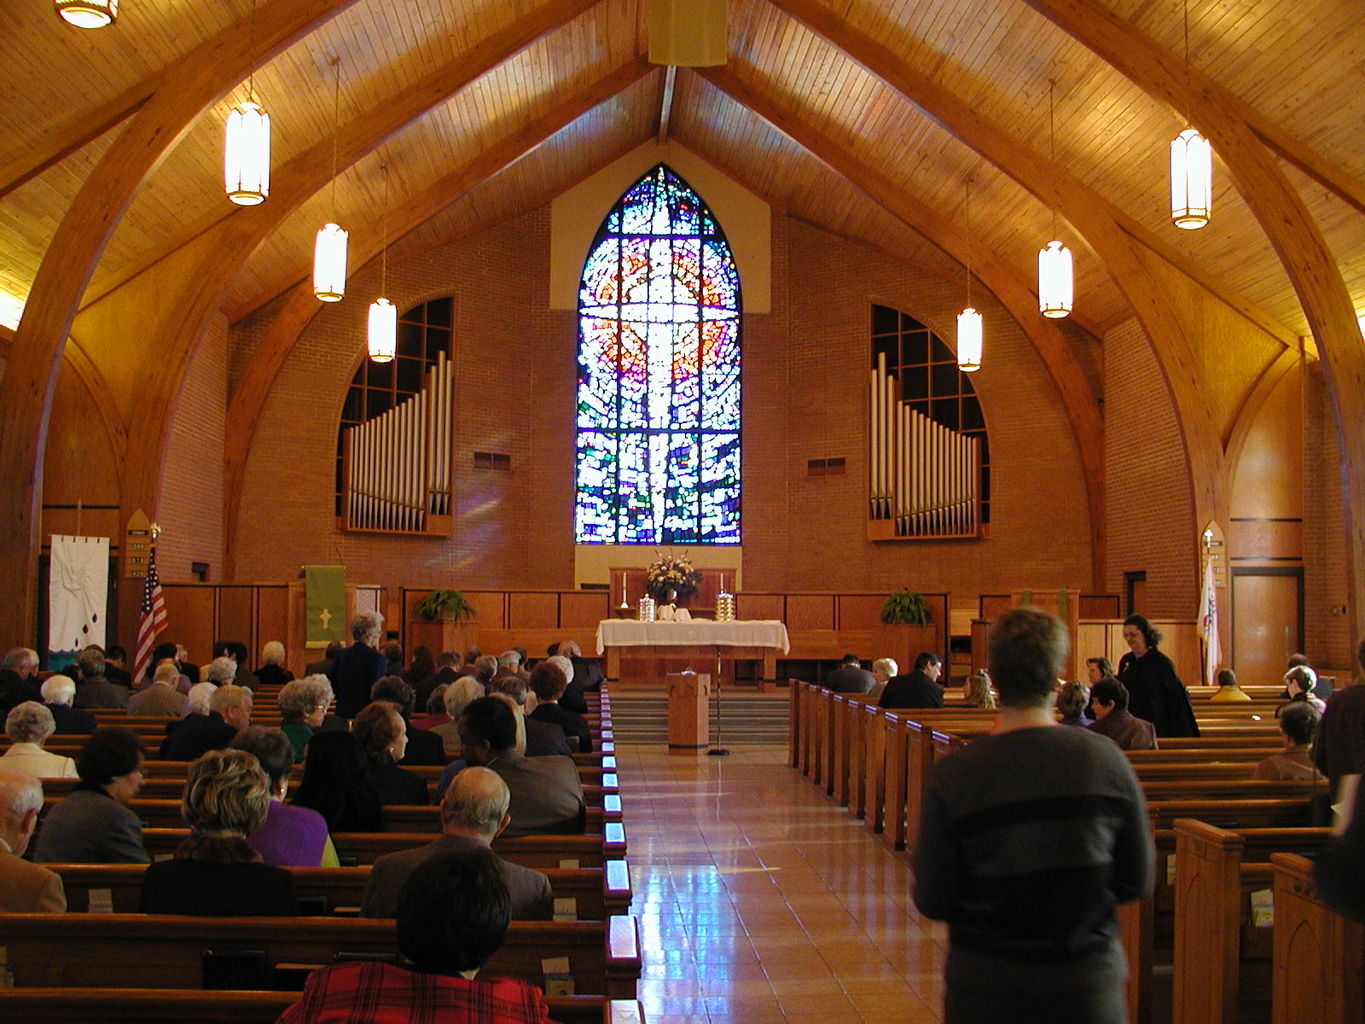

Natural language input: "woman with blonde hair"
[963,670,996,710]
[139,748,296,915]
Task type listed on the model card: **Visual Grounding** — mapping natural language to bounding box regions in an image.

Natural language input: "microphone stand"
[708,645,729,756]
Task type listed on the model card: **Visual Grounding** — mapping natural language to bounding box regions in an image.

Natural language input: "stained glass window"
[575,164,741,544]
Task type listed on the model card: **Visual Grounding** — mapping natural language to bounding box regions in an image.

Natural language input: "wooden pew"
[0,989,645,1024]
[48,860,633,919]
[1270,853,1365,1024]
[138,823,630,867]
[0,913,642,999]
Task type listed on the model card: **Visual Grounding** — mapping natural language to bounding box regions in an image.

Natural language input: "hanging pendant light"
[1169,0,1211,229]
[368,164,396,362]
[1038,81,1073,317]
[225,97,270,206]
[1170,127,1212,229]
[314,58,348,301]
[957,178,982,373]
[54,0,117,28]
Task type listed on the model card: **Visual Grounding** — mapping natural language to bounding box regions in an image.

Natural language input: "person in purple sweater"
[233,726,338,867]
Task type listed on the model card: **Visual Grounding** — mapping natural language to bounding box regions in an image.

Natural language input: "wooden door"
[1232,569,1303,687]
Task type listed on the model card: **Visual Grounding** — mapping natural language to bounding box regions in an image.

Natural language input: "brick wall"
[232,208,1096,599]
[1303,364,1352,665]
[157,310,227,582]
[1103,317,1197,617]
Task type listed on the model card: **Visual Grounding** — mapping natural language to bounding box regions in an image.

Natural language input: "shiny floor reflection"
[614,743,945,1024]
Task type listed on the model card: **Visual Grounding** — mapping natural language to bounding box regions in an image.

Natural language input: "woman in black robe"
[1117,614,1200,738]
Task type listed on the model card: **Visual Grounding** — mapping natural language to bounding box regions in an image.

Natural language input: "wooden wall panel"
[160,585,216,665]
[836,594,884,628]
[560,591,608,629]
[217,587,255,659]
[786,594,836,630]
[735,593,784,620]
[1229,520,1303,562]
[463,592,508,630]
[509,592,558,629]
[254,585,289,654]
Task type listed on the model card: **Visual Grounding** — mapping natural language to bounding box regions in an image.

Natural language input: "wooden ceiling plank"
[768,0,1299,347]
[697,63,1108,580]
[82,0,606,311]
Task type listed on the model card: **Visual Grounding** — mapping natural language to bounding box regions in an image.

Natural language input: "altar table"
[595,619,790,684]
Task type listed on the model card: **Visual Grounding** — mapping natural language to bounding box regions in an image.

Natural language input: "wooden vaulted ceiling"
[2,0,1362,348]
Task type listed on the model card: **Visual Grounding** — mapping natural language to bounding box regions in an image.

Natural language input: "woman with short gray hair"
[277,676,334,761]
[0,702,77,779]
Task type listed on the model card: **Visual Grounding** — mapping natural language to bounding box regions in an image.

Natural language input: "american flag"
[132,544,168,684]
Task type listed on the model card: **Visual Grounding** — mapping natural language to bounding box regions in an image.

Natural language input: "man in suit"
[458,697,584,837]
[414,651,462,710]
[1087,679,1159,751]
[0,770,65,911]
[0,647,41,715]
[72,648,129,710]
[159,682,251,761]
[304,640,345,682]
[334,613,388,718]
[824,653,876,694]
[127,660,189,717]
[361,766,551,920]
[493,676,571,758]
[878,651,945,709]
[528,661,592,754]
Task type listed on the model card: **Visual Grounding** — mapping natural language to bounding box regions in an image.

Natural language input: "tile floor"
[613,743,947,1024]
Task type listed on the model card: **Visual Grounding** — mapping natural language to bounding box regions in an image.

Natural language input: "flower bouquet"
[645,551,701,601]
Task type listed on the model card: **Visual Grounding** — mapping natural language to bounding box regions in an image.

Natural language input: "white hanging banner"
[49,535,109,666]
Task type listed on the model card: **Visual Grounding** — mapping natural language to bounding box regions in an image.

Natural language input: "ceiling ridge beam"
[696,63,1109,582]
[221,58,653,577]
[1020,0,1365,638]
[82,0,606,311]
[768,0,1297,349]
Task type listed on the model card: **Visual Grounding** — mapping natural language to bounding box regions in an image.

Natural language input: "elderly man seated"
[0,702,78,778]
[279,849,556,1024]
[127,659,190,717]
[72,647,129,710]
[457,697,584,838]
[0,771,65,911]
[362,766,551,920]
[159,682,252,761]
[40,674,97,735]
[0,647,41,715]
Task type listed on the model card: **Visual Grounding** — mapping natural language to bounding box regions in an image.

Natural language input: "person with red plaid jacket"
[276,848,554,1024]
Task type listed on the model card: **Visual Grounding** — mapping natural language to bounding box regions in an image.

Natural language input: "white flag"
[49,535,109,663]
[1198,556,1220,688]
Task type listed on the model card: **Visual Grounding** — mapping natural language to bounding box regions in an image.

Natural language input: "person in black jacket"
[878,651,945,710]
[371,676,447,766]
[354,701,429,806]
[528,661,592,754]
[1116,615,1199,738]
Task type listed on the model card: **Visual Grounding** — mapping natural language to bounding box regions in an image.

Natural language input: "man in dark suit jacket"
[1087,679,1159,751]
[0,648,41,715]
[304,641,345,682]
[39,675,97,734]
[414,652,462,710]
[878,651,945,709]
[458,697,585,837]
[824,653,876,694]
[361,766,551,920]
[492,676,572,758]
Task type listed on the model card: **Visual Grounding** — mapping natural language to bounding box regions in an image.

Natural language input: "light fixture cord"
[964,178,972,307]
[329,58,341,219]
[247,0,258,102]
[381,164,389,295]
[1048,80,1058,238]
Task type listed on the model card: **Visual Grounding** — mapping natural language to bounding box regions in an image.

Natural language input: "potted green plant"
[880,588,930,625]
[413,588,476,624]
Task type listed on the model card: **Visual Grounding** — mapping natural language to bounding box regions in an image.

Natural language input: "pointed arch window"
[575,164,742,544]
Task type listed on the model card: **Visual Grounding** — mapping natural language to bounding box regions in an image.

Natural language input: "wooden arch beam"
[1020,0,1365,642]
[0,0,359,634]
[697,64,1109,584]
[220,59,653,577]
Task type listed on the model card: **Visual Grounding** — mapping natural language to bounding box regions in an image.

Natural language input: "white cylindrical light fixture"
[1038,239,1073,318]
[956,307,982,373]
[225,100,271,206]
[1170,127,1211,229]
[368,298,397,362]
[55,0,117,27]
[313,223,349,302]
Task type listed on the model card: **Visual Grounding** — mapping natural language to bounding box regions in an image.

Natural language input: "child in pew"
[1253,702,1326,781]
[276,849,555,1024]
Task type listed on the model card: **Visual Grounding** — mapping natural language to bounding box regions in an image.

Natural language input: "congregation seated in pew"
[139,748,297,916]
[361,766,552,921]
[292,730,386,833]
[1087,678,1158,751]
[1,701,77,779]
[1253,701,1325,781]
[33,726,149,864]
[0,770,65,912]
[232,726,339,867]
